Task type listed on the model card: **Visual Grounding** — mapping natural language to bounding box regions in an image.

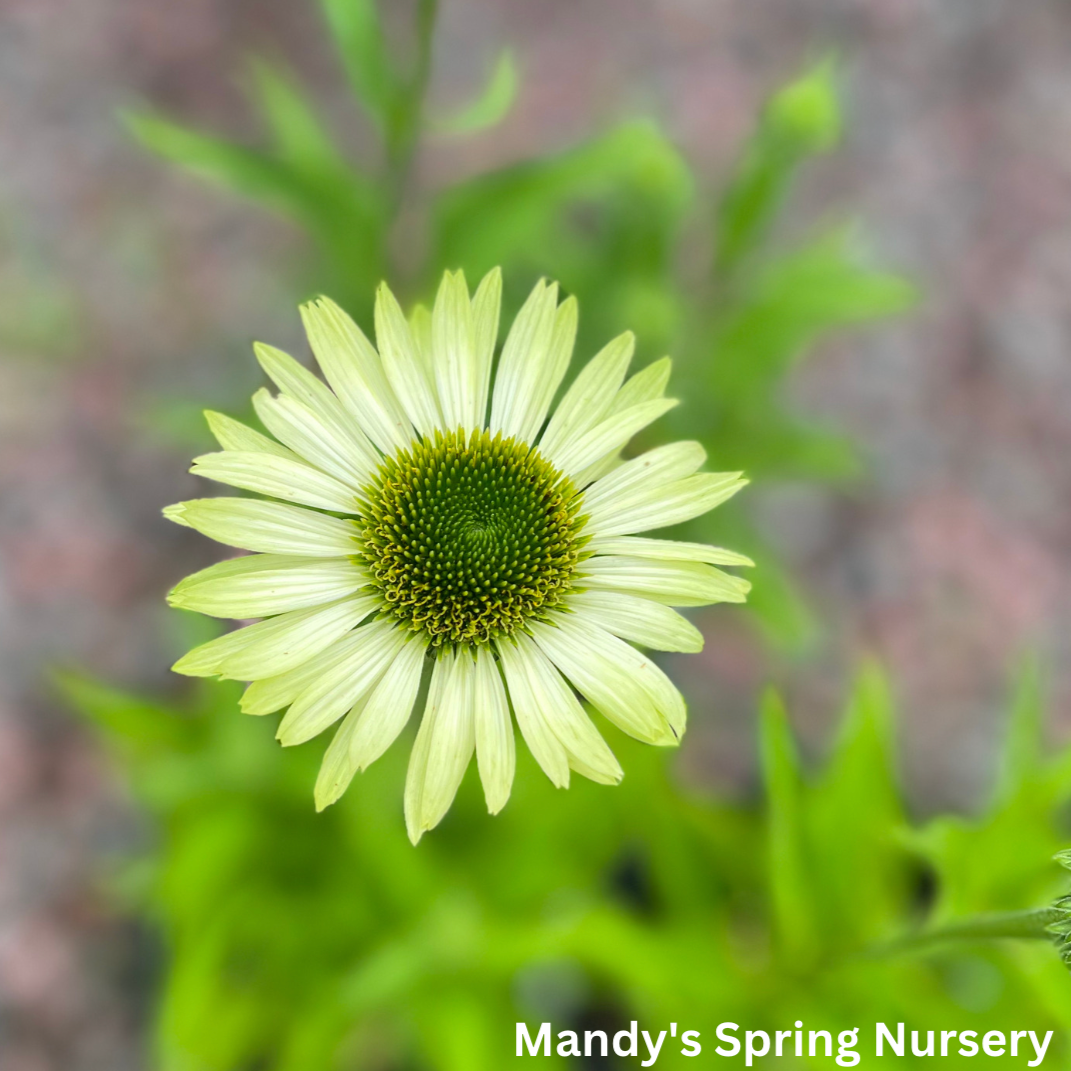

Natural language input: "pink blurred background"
[3,0,1071,1066]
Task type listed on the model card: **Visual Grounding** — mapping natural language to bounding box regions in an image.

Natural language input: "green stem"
[869,907,1061,959]
[385,0,438,207]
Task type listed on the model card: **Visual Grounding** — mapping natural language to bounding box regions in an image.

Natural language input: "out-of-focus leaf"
[433,121,692,281]
[432,50,518,135]
[760,688,819,965]
[318,0,397,127]
[124,110,307,208]
[809,664,906,946]
[711,227,917,399]
[715,58,841,273]
[54,670,193,753]
[244,56,351,174]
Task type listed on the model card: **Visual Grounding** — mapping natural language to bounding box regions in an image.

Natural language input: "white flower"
[165,269,750,843]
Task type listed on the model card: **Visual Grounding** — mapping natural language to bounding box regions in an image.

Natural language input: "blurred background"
[5,0,1071,1068]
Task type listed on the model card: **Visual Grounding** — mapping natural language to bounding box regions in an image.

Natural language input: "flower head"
[166,269,750,842]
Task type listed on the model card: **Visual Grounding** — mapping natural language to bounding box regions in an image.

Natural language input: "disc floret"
[356,428,586,647]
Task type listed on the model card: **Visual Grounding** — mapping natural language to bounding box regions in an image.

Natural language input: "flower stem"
[870,907,1063,959]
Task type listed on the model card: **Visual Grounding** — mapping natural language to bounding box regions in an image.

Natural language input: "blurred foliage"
[63,4,1071,1070]
[124,3,914,650]
[61,657,1071,1069]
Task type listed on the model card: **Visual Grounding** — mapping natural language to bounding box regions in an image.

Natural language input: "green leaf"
[123,109,307,207]
[710,227,917,399]
[760,688,819,964]
[243,56,350,173]
[55,670,193,755]
[715,59,841,273]
[809,663,907,945]
[432,50,518,135]
[318,0,397,127]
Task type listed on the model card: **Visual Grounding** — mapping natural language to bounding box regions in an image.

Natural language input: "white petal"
[472,646,514,814]
[172,595,377,679]
[495,634,569,788]
[586,536,755,567]
[163,498,359,557]
[431,270,479,432]
[580,441,707,517]
[405,650,475,843]
[276,619,406,745]
[300,296,413,454]
[545,398,677,480]
[241,632,366,715]
[585,472,748,537]
[204,410,297,459]
[566,590,703,653]
[168,554,367,618]
[608,356,672,414]
[490,281,568,444]
[539,331,634,458]
[348,633,429,771]
[580,555,751,606]
[252,388,374,489]
[253,342,380,473]
[374,283,442,436]
[190,451,358,513]
[528,616,679,745]
[470,267,502,427]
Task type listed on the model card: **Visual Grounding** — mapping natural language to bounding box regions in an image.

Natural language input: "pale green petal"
[512,632,622,785]
[528,616,676,745]
[190,451,358,513]
[409,303,433,375]
[253,342,380,473]
[495,634,570,788]
[470,267,502,426]
[580,441,707,517]
[431,269,479,432]
[539,331,634,457]
[418,649,476,835]
[404,650,476,843]
[240,631,365,715]
[163,498,358,557]
[374,283,442,436]
[315,633,428,812]
[472,646,514,814]
[276,619,406,746]
[608,356,672,414]
[168,554,367,618]
[404,653,449,844]
[204,410,297,459]
[566,590,703,653]
[585,472,748,537]
[587,536,755,567]
[348,632,429,771]
[300,296,413,453]
[314,695,366,812]
[172,595,376,678]
[580,555,751,606]
[546,398,677,481]
[489,280,563,443]
[252,388,374,489]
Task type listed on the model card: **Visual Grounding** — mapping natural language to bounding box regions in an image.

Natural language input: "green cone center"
[356,428,586,647]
